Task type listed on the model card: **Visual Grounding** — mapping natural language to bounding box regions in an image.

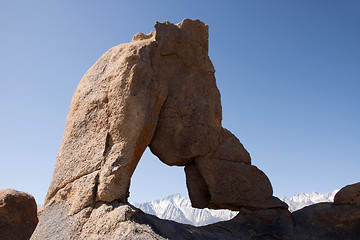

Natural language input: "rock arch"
[31,19,360,240]
[44,19,285,216]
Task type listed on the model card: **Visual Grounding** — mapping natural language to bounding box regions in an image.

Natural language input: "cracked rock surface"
[43,18,282,215]
[31,18,360,240]
[32,18,289,239]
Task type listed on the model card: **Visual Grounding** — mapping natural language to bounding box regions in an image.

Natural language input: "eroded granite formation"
[44,18,283,215]
[31,19,360,239]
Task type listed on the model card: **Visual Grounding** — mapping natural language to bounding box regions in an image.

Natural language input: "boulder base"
[292,202,360,240]
[32,201,294,240]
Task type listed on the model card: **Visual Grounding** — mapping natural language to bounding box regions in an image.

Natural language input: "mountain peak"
[281,190,339,212]
[133,193,237,226]
[133,190,340,226]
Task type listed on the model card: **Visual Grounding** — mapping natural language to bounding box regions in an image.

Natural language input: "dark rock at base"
[31,202,166,240]
[292,202,360,240]
[33,200,360,240]
[228,208,294,240]
[334,182,360,205]
[0,189,38,240]
[32,201,293,240]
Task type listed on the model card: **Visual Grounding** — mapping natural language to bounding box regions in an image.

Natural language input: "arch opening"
[129,147,237,226]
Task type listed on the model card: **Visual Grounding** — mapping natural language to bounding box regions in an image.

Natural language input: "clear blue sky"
[1,1,359,204]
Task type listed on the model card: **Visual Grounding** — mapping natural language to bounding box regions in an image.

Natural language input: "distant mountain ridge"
[281,189,339,212]
[132,190,339,226]
[132,194,238,226]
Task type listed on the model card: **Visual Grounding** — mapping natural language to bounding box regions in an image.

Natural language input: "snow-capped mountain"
[281,189,339,212]
[132,190,339,226]
[132,194,238,226]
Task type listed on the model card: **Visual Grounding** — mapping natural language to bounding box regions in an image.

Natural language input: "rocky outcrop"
[32,18,288,240]
[334,182,360,205]
[292,202,360,240]
[31,202,165,240]
[0,189,38,240]
[291,183,360,239]
[32,200,295,240]
[32,198,360,240]
[42,18,282,215]
[30,18,360,239]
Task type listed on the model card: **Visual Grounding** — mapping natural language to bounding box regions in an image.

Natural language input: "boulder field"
[27,19,360,239]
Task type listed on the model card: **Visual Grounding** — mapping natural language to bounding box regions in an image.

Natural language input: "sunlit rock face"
[32,19,299,240]
[43,18,282,214]
[30,19,360,240]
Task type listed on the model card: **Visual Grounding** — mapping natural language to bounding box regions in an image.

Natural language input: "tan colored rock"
[31,18,360,240]
[0,189,38,240]
[48,171,99,215]
[45,27,165,208]
[334,182,360,205]
[187,157,286,210]
[43,19,277,214]
[185,127,286,210]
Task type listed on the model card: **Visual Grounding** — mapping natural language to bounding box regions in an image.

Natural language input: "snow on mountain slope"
[132,194,238,226]
[281,189,339,212]
[132,190,340,226]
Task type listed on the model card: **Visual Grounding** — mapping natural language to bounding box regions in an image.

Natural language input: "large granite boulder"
[43,18,282,215]
[30,18,360,240]
[0,189,38,240]
[334,182,360,205]
[32,18,288,239]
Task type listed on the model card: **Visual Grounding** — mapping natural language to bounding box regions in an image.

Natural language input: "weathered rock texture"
[334,182,360,205]
[43,18,283,215]
[32,201,295,240]
[0,189,38,240]
[32,199,360,240]
[31,19,360,239]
